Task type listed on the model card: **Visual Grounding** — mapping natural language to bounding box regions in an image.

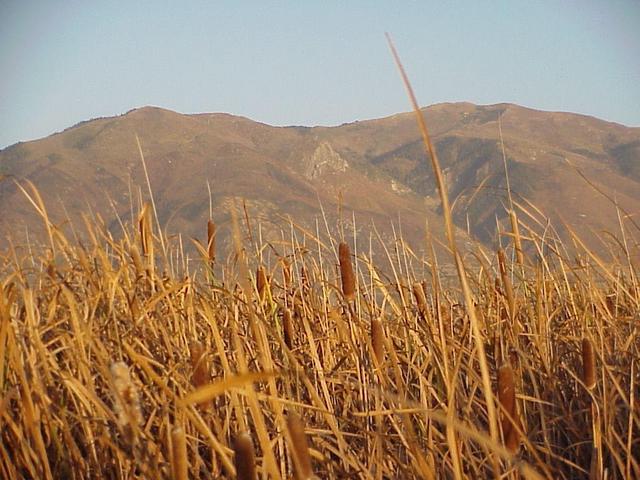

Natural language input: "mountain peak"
[126,105,177,115]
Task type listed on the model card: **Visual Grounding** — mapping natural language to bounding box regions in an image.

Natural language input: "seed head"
[581,337,596,390]
[234,432,257,480]
[338,242,355,301]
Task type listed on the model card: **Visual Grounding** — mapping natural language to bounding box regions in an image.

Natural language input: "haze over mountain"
[1,102,639,259]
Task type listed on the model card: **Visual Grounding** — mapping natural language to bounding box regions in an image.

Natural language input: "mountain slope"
[1,103,639,259]
[0,107,451,255]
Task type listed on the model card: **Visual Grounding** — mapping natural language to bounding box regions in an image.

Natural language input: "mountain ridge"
[1,102,639,260]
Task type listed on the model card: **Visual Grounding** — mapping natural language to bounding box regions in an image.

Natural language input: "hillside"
[1,103,639,258]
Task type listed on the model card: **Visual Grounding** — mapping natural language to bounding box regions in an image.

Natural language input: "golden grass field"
[1,48,638,479]
[1,179,638,479]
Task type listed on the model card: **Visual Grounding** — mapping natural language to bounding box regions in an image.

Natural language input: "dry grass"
[0,187,638,479]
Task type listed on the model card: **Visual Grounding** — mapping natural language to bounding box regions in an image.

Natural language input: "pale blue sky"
[1,1,639,148]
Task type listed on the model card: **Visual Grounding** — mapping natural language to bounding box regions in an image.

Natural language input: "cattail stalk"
[338,242,355,301]
[171,426,188,480]
[497,248,515,321]
[139,202,154,275]
[589,446,602,480]
[509,210,525,266]
[371,318,385,365]
[207,219,216,264]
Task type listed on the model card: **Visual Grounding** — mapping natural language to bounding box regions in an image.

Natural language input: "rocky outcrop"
[303,142,348,179]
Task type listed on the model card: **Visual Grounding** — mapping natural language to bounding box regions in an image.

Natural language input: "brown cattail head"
[234,432,257,480]
[171,426,188,480]
[190,341,210,389]
[505,415,522,454]
[338,242,355,301]
[497,363,520,453]
[256,265,268,301]
[604,294,616,316]
[110,361,143,442]
[281,259,292,291]
[283,308,294,350]
[286,411,314,480]
[581,337,596,390]
[371,318,385,365]
[207,219,216,264]
[46,262,57,280]
[412,282,428,318]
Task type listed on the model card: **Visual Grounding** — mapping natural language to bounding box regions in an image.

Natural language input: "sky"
[1,0,639,149]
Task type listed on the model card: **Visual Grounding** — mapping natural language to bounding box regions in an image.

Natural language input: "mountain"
[1,103,639,260]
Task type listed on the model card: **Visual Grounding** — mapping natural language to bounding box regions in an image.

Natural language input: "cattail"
[207,219,216,264]
[293,290,304,320]
[283,308,294,350]
[412,282,428,319]
[138,203,155,279]
[491,334,502,368]
[138,203,153,260]
[256,265,268,301]
[233,432,257,480]
[497,248,515,320]
[509,209,524,266]
[505,415,522,454]
[46,262,57,280]
[581,337,596,390]
[190,341,210,389]
[371,318,385,365]
[604,294,616,316]
[130,244,144,277]
[171,426,188,480]
[110,362,143,436]
[300,265,310,292]
[77,245,90,272]
[589,446,601,480]
[282,259,292,291]
[328,307,349,344]
[493,277,502,296]
[338,242,355,301]
[508,349,519,370]
[287,412,314,480]
[395,281,408,304]
[497,363,519,453]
